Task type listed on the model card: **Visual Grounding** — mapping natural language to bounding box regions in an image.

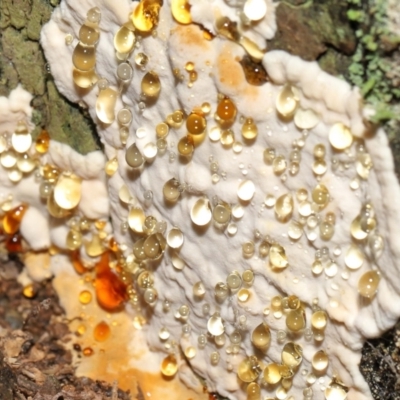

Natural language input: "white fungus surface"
[0,0,397,399]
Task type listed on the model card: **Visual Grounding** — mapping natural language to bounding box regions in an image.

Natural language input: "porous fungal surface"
[0,0,399,399]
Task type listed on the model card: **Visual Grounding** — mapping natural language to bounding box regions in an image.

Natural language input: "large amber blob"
[131,0,162,33]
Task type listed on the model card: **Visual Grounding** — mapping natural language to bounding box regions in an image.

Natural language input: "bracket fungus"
[0,0,398,399]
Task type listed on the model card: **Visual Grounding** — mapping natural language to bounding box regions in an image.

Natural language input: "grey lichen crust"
[0,0,100,154]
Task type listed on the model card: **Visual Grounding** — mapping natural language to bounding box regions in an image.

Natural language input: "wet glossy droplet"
[167,227,184,248]
[66,229,83,251]
[94,321,111,342]
[161,354,178,377]
[163,178,181,202]
[3,204,28,234]
[126,143,144,168]
[324,379,349,400]
[216,97,237,122]
[281,342,303,368]
[79,290,92,304]
[274,193,293,222]
[311,310,328,330]
[96,88,118,124]
[237,180,255,201]
[178,135,194,157]
[190,197,212,226]
[73,68,98,88]
[171,0,192,24]
[186,113,206,135]
[286,309,305,332]
[79,23,100,45]
[114,25,136,54]
[237,356,261,383]
[141,71,161,98]
[251,322,271,350]
[264,363,281,384]
[358,270,380,298]
[269,243,288,269]
[54,174,82,210]
[207,313,224,336]
[72,42,96,71]
[132,0,162,32]
[312,184,329,207]
[344,244,364,270]
[294,108,319,130]
[312,350,329,371]
[276,84,298,118]
[35,130,50,154]
[329,123,353,150]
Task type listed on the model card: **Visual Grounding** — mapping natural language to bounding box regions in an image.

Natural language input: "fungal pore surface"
[0,0,399,399]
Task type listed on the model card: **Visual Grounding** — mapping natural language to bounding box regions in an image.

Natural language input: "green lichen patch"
[0,0,100,155]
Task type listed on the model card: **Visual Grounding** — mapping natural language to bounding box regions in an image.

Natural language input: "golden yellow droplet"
[216,97,237,122]
[161,354,178,376]
[105,157,118,176]
[186,113,206,135]
[66,229,83,251]
[274,193,293,222]
[247,382,261,400]
[93,321,111,342]
[241,118,258,140]
[84,233,105,257]
[79,290,92,304]
[312,184,329,207]
[237,288,250,302]
[177,135,194,156]
[131,0,162,32]
[23,284,35,298]
[171,0,192,24]
[35,130,50,154]
[163,178,181,202]
[286,309,305,332]
[263,363,281,384]
[128,208,146,233]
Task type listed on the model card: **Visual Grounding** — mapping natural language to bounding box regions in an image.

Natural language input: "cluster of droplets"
[0,122,47,184]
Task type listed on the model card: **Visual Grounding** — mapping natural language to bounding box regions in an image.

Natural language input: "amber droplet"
[35,130,50,154]
[171,0,191,24]
[96,88,118,124]
[83,347,94,356]
[95,252,128,311]
[125,143,144,168]
[186,113,206,135]
[141,71,161,98]
[3,204,28,235]
[114,25,136,54]
[161,354,178,376]
[216,98,237,122]
[66,229,83,251]
[73,68,98,88]
[93,321,111,342]
[79,290,92,304]
[131,0,162,32]
[72,42,96,71]
[23,283,35,298]
[178,135,194,156]
[240,55,268,86]
[71,250,88,275]
[6,234,23,253]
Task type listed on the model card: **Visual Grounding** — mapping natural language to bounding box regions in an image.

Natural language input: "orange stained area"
[3,203,28,235]
[71,250,89,274]
[53,270,208,400]
[94,252,128,311]
[171,24,211,51]
[217,43,259,99]
[5,234,23,253]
